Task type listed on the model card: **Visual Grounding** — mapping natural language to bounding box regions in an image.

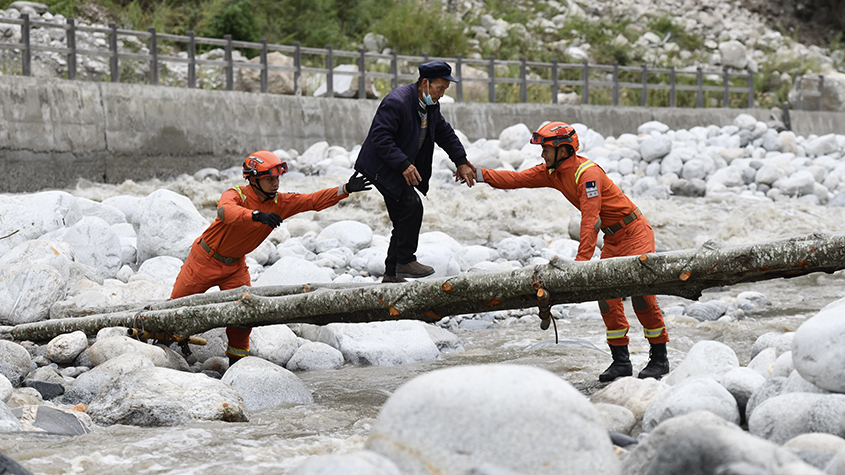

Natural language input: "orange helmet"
[243,150,288,179]
[530,122,579,153]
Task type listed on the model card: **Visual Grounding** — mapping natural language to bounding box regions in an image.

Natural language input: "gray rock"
[366,364,620,475]
[44,216,122,279]
[12,405,91,435]
[22,380,64,400]
[643,377,740,432]
[285,342,344,372]
[89,336,173,368]
[719,40,748,69]
[96,327,130,341]
[749,393,845,444]
[624,411,812,475]
[637,121,670,135]
[0,263,66,325]
[825,445,845,474]
[63,353,154,405]
[9,2,48,14]
[74,347,92,368]
[663,340,739,386]
[6,387,43,409]
[773,351,795,378]
[135,189,209,262]
[589,376,669,421]
[249,324,300,367]
[422,325,464,353]
[186,328,227,363]
[670,178,707,197]
[0,341,32,387]
[804,134,839,157]
[291,449,402,475]
[317,321,441,366]
[0,374,12,403]
[201,357,229,375]
[783,369,830,395]
[793,300,845,393]
[221,356,313,411]
[46,330,88,364]
[87,366,248,426]
[639,135,672,162]
[720,367,766,417]
[684,300,727,321]
[783,433,845,470]
[0,401,22,432]
[748,347,777,377]
[775,332,796,356]
[0,239,75,284]
[594,402,636,435]
[751,332,783,359]
[746,376,787,421]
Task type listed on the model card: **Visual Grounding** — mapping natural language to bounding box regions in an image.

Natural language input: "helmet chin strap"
[250,178,276,200]
[548,147,571,171]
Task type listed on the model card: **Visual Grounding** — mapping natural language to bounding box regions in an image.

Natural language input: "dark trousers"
[375,182,424,276]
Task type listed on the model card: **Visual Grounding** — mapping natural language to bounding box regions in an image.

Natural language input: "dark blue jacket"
[354,83,468,201]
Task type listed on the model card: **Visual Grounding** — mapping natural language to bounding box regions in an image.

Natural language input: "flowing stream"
[1,171,843,474]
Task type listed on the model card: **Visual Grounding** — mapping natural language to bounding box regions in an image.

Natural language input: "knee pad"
[598,300,610,313]
[632,295,648,311]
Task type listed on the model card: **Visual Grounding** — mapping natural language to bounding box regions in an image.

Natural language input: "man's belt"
[199,239,240,265]
[601,208,642,236]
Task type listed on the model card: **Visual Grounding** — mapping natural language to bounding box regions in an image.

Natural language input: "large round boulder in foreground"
[365,364,620,475]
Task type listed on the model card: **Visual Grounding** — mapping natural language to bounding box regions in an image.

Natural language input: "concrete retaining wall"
[1,76,844,193]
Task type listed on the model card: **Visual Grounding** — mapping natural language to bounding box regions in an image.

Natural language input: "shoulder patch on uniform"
[585,180,599,198]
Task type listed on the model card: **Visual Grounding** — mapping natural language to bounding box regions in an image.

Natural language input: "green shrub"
[372,0,468,56]
[195,0,258,43]
[647,14,702,51]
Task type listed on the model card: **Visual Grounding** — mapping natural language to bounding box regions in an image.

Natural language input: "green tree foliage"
[196,0,257,42]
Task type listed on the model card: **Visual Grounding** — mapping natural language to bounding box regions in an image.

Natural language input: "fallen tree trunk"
[11,232,845,342]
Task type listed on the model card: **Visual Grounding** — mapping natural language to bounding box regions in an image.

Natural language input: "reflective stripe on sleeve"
[233,186,247,202]
[574,160,596,184]
[476,168,485,183]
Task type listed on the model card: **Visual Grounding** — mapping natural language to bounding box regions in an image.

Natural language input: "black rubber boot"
[228,356,240,368]
[638,343,670,380]
[599,345,633,382]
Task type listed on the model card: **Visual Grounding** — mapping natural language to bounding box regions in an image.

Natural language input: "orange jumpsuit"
[170,184,349,359]
[478,154,669,347]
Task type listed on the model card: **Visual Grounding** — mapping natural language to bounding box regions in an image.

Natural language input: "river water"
[1,171,843,474]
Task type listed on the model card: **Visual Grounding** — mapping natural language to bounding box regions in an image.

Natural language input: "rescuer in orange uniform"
[170,150,372,365]
[474,122,670,381]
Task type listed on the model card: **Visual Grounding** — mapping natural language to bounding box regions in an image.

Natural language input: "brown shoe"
[382,275,407,283]
[396,261,435,278]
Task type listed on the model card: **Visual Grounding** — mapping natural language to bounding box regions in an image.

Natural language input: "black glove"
[252,210,283,228]
[345,172,373,194]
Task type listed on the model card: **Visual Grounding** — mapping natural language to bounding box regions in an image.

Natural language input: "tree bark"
[11,232,845,342]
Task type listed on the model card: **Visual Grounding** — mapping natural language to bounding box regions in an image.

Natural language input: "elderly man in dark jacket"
[355,61,476,283]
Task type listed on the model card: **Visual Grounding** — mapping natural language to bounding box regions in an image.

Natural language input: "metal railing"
[0,14,759,108]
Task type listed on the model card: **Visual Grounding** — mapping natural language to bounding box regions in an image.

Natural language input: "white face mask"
[422,80,436,106]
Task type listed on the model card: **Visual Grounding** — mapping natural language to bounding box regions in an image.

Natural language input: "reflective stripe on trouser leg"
[225,327,251,359]
[606,328,629,341]
[632,294,669,344]
[600,297,630,346]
